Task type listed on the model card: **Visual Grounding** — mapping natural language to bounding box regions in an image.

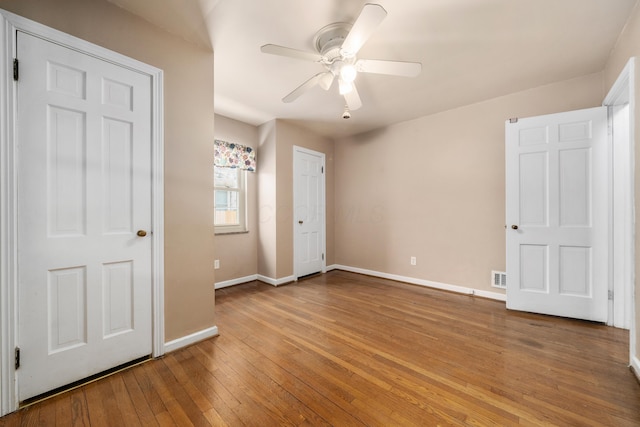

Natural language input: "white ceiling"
[107,0,638,138]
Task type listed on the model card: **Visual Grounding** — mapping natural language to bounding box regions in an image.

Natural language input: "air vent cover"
[491,270,507,289]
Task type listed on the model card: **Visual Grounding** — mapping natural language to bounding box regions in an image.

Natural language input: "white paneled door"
[505,107,608,322]
[17,31,152,400]
[294,147,325,278]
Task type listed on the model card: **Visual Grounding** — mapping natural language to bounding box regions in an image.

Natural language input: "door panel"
[559,148,591,226]
[559,246,591,296]
[506,107,608,322]
[47,106,87,235]
[17,31,152,400]
[103,118,134,233]
[519,152,548,226]
[48,267,87,353]
[520,245,548,292]
[102,261,134,337]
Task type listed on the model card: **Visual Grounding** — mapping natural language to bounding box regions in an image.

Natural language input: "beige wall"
[276,120,335,277]
[214,114,258,282]
[257,121,278,279]
[334,73,604,294]
[603,0,640,362]
[257,119,334,280]
[1,0,216,341]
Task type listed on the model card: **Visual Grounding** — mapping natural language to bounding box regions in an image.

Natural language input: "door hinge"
[322,253,325,261]
[508,117,518,124]
[13,58,18,81]
[321,166,324,174]
[608,290,614,301]
[15,347,20,370]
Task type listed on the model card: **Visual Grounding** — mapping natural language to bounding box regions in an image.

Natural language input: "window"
[214,166,246,233]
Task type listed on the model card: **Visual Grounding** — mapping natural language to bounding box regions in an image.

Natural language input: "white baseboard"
[332,264,507,302]
[214,266,507,300]
[215,273,296,288]
[474,289,507,302]
[257,274,296,286]
[631,355,640,382]
[164,326,219,354]
[215,274,258,290]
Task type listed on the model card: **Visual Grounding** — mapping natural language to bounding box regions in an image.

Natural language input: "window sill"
[215,230,249,236]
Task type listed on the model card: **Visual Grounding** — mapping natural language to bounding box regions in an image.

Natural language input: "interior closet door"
[293,146,325,278]
[17,31,153,400]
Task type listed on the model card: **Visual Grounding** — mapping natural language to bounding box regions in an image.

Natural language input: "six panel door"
[17,31,153,400]
[505,107,608,322]
[294,148,325,278]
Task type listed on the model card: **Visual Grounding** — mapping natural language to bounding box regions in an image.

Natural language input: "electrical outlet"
[410,256,416,266]
[214,260,220,269]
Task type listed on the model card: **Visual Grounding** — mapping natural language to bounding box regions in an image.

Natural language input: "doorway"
[16,30,155,401]
[505,59,636,372]
[603,58,636,370]
[293,146,326,278]
[0,10,165,414]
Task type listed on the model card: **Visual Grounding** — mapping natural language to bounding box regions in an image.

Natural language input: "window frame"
[214,166,247,234]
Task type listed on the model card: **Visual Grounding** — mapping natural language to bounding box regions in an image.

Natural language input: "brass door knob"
[511,225,519,230]
[137,230,148,237]
[298,220,303,224]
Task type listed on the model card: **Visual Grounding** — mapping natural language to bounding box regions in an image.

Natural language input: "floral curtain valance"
[214,139,256,172]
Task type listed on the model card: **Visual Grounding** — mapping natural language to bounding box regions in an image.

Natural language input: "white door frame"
[603,58,637,371]
[0,9,165,415]
[293,145,326,279]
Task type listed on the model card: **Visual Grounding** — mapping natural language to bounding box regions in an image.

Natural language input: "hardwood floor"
[2,270,639,426]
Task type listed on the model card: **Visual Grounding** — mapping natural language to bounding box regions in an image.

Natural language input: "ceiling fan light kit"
[260,3,422,118]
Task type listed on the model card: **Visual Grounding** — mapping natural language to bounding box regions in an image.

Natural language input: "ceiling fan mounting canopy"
[260,3,422,114]
[313,22,352,61]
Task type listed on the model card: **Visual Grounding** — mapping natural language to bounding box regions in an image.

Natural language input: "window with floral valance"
[214,139,256,172]
[213,139,254,234]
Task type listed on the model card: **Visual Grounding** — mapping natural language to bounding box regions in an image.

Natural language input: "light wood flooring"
[1,270,639,426]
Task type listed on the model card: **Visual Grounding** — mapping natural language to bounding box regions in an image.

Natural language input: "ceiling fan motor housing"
[314,23,352,61]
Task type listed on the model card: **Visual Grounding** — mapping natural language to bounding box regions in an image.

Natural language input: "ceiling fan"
[260,3,422,117]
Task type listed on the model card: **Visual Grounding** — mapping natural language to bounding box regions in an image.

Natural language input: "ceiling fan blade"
[340,3,387,57]
[344,83,362,111]
[356,59,422,77]
[318,72,335,90]
[282,73,325,103]
[261,44,323,62]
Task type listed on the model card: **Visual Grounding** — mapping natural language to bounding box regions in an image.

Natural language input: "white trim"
[0,9,159,75]
[606,105,615,327]
[631,354,640,382]
[215,274,258,289]
[474,289,507,302]
[325,264,338,272]
[257,274,296,286]
[151,70,165,359]
[293,146,326,279]
[603,58,636,366]
[0,11,17,416]
[163,326,219,354]
[608,103,632,329]
[332,265,507,302]
[604,60,633,105]
[0,8,165,415]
